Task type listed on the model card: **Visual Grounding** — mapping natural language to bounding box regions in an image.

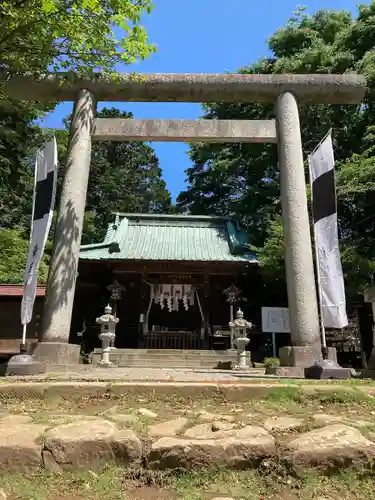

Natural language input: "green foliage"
[337,126,375,196]
[0,100,56,283]
[178,100,278,248]
[85,108,171,242]
[178,3,375,300]
[0,229,49,284]
[264,387,303,403]
[263,357,280,367]
[336,125,375,296]
[256,216,285,281]
[88,108,171,241]
[55,107,172,244]
[0,104,171,281]
[0,0,161,283]
[0,100,55,232]
[0,0,155,75]
[0,0,158,241]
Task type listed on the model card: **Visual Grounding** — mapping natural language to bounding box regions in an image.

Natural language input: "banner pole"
[308,154,328,358]
[20,145,39,352]
[20,325,27,353]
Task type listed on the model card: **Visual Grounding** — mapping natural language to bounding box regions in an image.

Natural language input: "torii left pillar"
[34,89,96,365]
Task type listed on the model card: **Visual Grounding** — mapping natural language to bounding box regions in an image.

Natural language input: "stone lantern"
[229,308,252,370]
[106,280,126,317]
[96,304,119,367]
[223,284,241,323]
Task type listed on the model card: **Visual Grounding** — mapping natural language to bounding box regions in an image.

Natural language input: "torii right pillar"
[275,92,335,371]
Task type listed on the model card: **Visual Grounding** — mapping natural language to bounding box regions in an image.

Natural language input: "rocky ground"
[1,387,375,499]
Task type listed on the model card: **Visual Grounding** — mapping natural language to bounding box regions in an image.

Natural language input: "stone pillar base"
[305,359,351,380]
[98,361,116,368]
[265,366,305,378]
[32,342,80,365]
[5,354,46,376]
[233,351,251,371]
[280,345,337,368]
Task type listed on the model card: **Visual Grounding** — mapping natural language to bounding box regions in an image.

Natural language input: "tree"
[56,107,172,243]
[0,106,171,281]
[177,67,280,248]
[0,100,55,232]
[336,125,375,296]
[0,0,155,76]
[0,229,49,284]
[85,107,172,242]
[177,4,375,300]
[0,0,157,222]
[0,0,159,281]
[0,0,157,230]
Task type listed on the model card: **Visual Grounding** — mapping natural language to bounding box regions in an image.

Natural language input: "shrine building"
[72,212,260,361]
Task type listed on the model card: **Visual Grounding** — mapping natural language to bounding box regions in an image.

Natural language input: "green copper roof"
[80,213,257,263]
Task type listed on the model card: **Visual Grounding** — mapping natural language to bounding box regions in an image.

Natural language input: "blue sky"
[41,0,364,201]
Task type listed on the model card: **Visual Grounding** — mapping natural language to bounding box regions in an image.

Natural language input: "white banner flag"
[21,138,58,325]
[308,132,348,329]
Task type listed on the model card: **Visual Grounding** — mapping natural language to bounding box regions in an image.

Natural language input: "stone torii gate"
[7,73,366,367]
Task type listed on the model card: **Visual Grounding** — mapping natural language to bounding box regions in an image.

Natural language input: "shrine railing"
[144,331,203,350]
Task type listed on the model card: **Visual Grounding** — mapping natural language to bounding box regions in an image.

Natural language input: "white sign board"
[261,307,290,333]
[364,287,375,303]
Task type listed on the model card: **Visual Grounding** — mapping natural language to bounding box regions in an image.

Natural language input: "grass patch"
[262,385,375,408]
[171,468,268,499]
[278,377,375,386]
[163,468,375,500]
[296,469,375,499]
[1,466,125,500]
[264,386,303,403]
[305,388,371,405]
[4,466,375,500]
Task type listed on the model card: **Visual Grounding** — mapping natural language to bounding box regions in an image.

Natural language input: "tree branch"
[0,2,73,48]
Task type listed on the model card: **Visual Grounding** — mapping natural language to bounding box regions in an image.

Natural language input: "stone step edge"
[91,355,238,358]
[37,441,375,473]
[92,363,235,368]
[3,422,375,475]
[92,349,237,355]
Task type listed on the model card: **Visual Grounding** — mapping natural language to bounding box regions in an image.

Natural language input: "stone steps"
[91,349,237,368]
[93,348,236,356]
[92,358,235,368]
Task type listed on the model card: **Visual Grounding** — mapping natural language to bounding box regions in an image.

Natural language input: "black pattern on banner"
[312,169,336,223]
[33,170,55,221]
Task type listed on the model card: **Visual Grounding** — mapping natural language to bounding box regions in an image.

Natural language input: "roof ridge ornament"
[108,217,129,254]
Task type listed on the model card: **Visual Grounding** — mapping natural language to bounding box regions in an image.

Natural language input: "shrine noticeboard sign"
[364,287,375,303]
[261,307,290,333]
